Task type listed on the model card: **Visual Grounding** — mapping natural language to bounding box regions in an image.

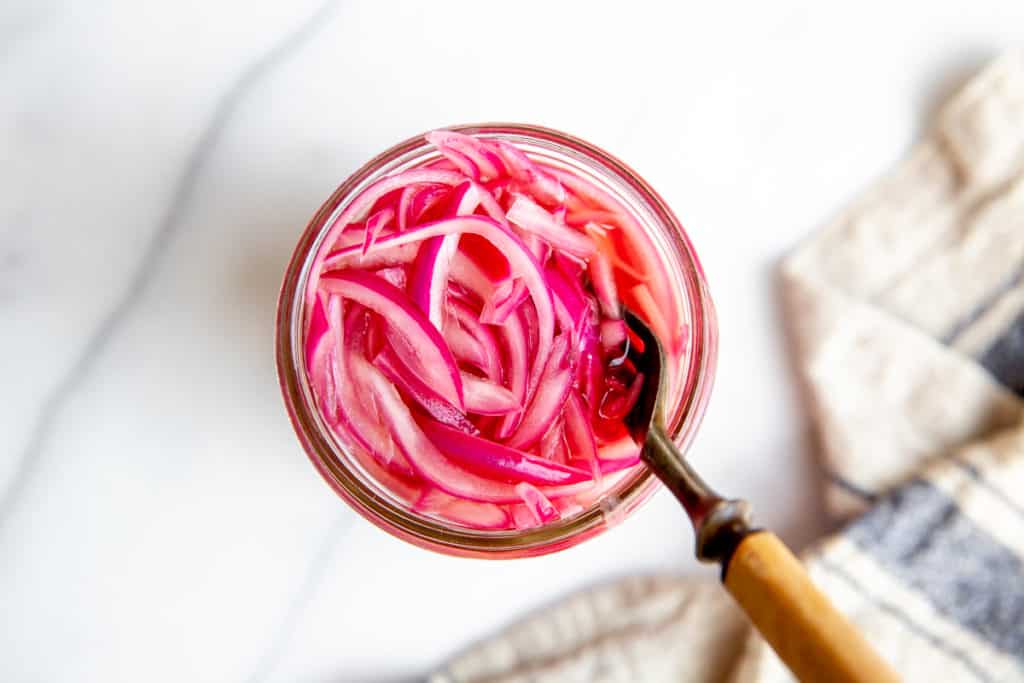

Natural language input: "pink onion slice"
[510,504,542,530]
[442,314,488,371]
[353,355,522,503]
[460,372,521,415]
[539,417,567,465]
[373,266,407,289]
[361,206,395,255]
[422,421,590,486]
[473,181,510,228]
[545,166,636,227]
[432,145,480,180]
[405,184,451,228]
[598,456,642,475]
[397,185,421,231]
[448,249,497,301]
[415,488,511,529]
[493,140,566,205]
[322,242,420,272]
[577,331,604,410]
[522,232,551,263]
[588,247,620,319]
[553,498,584,519]
[423,131,503,181]
[448,249,520,330]
[446,299,502,381]
[329,305,415,478]
[519,301,542,377]
[307,169,464,313]
[449,179,481,216]
[408,234,460,328]
[507,194,596,259]
[304,294,330,375]
[426,131,506,181]
[307,331,335,424]
[480,278,528,325]
[373,345,477,433]
[494,307,530,438]
[545,263,592,344]
[406,180,484,327]
[318,270,464,409]
[515,482,559,524]
[563,390,601,482]
[598,432,642,461]
[505,335,573,450]
[583,222,649,282]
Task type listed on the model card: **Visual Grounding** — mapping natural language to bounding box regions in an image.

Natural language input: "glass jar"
[276,123,717,558]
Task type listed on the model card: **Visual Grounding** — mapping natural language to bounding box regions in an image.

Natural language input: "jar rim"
[275,123,718,558]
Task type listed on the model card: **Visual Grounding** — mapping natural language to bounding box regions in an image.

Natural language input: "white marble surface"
[2,2,1022,681]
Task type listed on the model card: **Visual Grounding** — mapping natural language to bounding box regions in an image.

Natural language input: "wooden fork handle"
[723,531,901,683]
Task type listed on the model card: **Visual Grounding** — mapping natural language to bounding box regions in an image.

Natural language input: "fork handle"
[723,531,900,683]
[642,427,898,681]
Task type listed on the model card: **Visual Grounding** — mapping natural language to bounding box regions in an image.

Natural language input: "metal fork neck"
[643,426,755,566]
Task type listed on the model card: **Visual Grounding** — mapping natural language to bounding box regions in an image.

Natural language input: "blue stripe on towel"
[846,479,1024,663]
[979,309,1024,396]
[817,556,996,683]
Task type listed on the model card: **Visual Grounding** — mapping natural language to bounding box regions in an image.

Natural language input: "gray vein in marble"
[0,0,341,532]
[244,512,352,683]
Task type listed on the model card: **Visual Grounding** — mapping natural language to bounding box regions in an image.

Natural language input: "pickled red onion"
[303,131,685,530]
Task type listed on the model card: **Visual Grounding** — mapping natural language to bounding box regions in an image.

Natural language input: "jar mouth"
[275,123,717,558]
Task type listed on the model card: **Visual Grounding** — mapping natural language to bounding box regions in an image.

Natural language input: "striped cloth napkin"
[430,52,1024,683]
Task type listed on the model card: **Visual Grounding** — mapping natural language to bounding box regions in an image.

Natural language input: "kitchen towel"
[430,52,1024,683]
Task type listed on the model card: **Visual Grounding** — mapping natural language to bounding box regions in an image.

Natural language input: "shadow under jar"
[276,123,717,558]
